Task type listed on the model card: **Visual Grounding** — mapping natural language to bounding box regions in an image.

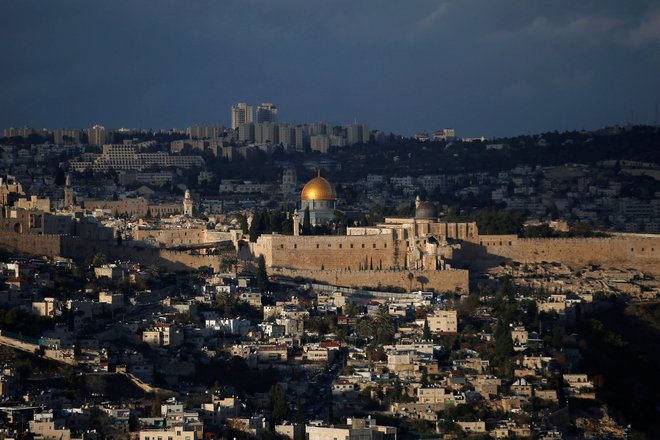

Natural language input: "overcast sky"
[1,0,659,137]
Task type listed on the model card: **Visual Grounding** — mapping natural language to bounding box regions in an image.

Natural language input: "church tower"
[183,190,193,216]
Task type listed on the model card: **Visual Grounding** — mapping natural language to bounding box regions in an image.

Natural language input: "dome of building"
[415,201,438,219]
[301,172,336,201]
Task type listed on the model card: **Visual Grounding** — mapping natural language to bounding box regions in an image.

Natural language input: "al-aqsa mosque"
[299,171,337,225]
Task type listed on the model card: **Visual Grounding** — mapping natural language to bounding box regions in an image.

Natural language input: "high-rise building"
[306,122,331,136]
[3,127,37,138]
[231,103,253,130]
[278,124,296,148]
[88,125,112,146]
[238,123,255,142]
[256,102,278,123]
[255,122,279,144]
[294,126,307,152]
[346,123,370,144]
[188,124,223,140]
[310,135,331,153]
[54,129,82,145]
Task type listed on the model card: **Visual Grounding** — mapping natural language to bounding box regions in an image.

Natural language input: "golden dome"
[301,172,336,201]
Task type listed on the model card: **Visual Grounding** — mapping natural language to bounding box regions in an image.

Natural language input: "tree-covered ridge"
[330,125,660,180]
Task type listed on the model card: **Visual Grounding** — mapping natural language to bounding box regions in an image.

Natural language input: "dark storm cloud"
[1,0,659,137]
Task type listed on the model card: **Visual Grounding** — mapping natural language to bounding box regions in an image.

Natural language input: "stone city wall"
[0,231,221,272]
[475,235,660,274]
[252,233,403,270]
[270,267,469,294]
[132,228,230,247]
[0,231,62,256]
[63,236,222,271]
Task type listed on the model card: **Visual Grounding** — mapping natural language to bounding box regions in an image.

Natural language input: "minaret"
[415,195,421,209]
[293,209,300,236]
[64,173,74,208]
[183,189,193,216]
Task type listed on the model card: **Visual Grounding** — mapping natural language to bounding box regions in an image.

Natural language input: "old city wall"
[133,229,232,247]
[63,238,222,272]
[271,267,469,293]
[83,198,150,216]
[133,228,207,247]
[467,235,660,274]
[252,233,401,271]
[0,231,62,256]
[0,231,220,271]
[157,249,222,272]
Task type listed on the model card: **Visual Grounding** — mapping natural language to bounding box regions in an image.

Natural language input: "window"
[339,244,342,248]
[294,244,297,249]
[362,244,365,248]
[373,243,376,248]
[316,244,320,248]
[328,243,331,248]
[384,243,387,248]
[280,244,284,249]
[350,244,354,248]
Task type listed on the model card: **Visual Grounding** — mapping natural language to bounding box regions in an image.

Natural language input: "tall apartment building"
[3,127,38,138]
[88,125,112,146]
[255,122,279,144]
[307,122,331,136]
[255,102,278,123]
[54,129,82,145]
[294,126,307,151]
[310,135,331,153]
[278,124,296,148]
[231,103,253,130]
[238,123,255,142]
[188,124,223,140]
[346,123,370,144]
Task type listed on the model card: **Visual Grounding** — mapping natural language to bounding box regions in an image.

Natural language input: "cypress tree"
[240,215,249,234]
[269,383,288,424]
[256,255,269,291]
[423,318,432,341]
[302,207,311,234]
